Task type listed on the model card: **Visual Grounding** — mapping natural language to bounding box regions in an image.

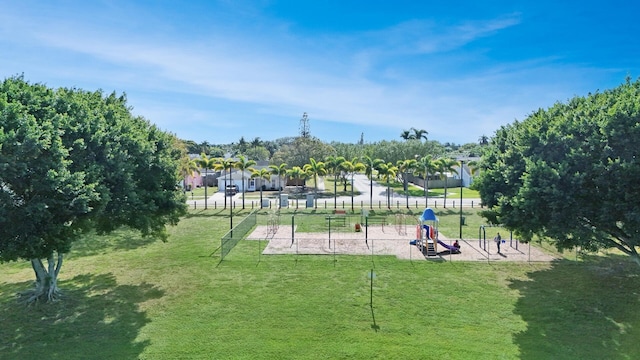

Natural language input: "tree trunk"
[22,253,64,303]
[404,175,409,209]
[314,175,318,209]
[424,173,429,208]
[369,177,373,209]
[443,178,448,208]
[278,176,282,208]
[242,176,246,209]
[333,174,338,209]
[204,168,209,210]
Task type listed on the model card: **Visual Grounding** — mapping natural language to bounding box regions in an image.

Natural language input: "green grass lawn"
[184,186,218,200]
[1,208,639,359]
[388,180,480,198]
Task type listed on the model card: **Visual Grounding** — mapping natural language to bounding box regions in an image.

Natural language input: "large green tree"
[474,78,640,265]
[270,136,334,168]
[0,77,186,302]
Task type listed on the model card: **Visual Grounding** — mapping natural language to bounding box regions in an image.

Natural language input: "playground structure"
[412,208,460,256]
[238,211,555,262]
[413,208,438,256]
[266,211,280,237]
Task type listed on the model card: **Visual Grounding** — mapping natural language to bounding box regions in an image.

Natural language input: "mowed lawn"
[1,209,639,359]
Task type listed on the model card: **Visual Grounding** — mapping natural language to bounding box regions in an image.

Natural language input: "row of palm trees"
[180,153,471,210]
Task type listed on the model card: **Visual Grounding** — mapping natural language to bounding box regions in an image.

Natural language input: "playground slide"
[437,240,460,253]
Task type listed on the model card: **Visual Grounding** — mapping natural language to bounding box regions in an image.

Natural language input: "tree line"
[183,152,476,211]
[180,133,488,166]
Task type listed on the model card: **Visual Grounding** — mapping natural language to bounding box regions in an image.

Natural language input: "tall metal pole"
[459,160,464,239]
[229,164,233,233]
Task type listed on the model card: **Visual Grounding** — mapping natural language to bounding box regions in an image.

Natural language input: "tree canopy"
[0,76,186,301]
[474,78,640,265]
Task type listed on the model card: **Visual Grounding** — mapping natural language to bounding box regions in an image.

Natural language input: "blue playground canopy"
[419,208,437,222]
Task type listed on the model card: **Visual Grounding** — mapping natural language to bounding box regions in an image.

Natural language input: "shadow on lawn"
[0,273,163,359]
[510,256,640,359]
[68,230,159,258]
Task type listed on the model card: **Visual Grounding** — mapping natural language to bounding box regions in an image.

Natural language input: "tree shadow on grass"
[68,229,159,258]
[0,273,163,359]
[509,256,640,359]
[184,209,232,218]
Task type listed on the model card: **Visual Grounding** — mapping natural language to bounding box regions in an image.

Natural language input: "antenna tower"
[299,112,310,138]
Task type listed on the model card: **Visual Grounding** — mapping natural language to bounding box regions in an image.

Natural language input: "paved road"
[187,173,482,210]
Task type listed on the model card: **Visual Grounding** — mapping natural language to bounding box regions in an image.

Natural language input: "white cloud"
[0,3,620,145]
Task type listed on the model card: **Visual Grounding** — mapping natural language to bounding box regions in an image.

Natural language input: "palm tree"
[214,157,235,209]
[416,155,437,206]
[303,158,327,208]
[411,128,428,142]
[325,155,346,208]
[396,158,418,208]
[376,162,398,209]
[196,153,217,209]
[467,160,480,176]
[435,158,459,208]
[340,157,365,211]
[179,157,200,194]
[478,134,489,146]
[251,168,271,207]
[361,155,384,207]
[400,130,413,140]
[234,155,257,209]
[269,163,287,208]
[286,166,307,208]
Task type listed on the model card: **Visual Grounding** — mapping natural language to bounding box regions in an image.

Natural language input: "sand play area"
[246,224,557,262]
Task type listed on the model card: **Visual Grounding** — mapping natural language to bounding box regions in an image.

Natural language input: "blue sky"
[1,1,638,145]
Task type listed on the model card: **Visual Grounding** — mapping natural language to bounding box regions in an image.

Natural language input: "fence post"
[365,216,368,245]
[291,215,295,245]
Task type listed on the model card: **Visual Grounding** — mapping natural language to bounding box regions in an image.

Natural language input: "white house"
[216,168,283,193]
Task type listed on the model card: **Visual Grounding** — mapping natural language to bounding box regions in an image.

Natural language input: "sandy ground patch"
[246,225,556,262]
